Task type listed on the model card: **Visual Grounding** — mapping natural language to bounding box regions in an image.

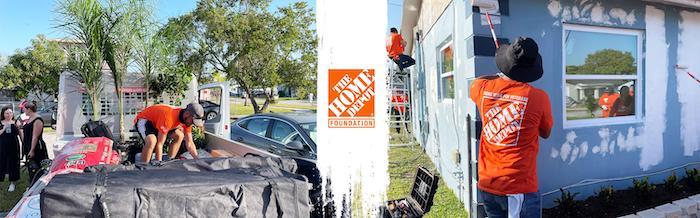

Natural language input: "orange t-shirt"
[598,93,619,118]
[134,104,192,134]
[469,77,553,195]
[386,33,404,58]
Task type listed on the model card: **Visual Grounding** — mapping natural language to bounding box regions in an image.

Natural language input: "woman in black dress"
[0,106,21,192]
[20,102,48,184]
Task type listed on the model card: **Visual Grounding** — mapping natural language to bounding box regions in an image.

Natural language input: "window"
[438,39,454,101]
[563,24,642,127]
[242,118,270,137]
[270,120,301,145]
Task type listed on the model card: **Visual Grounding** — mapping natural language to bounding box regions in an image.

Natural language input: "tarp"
[40,157,311,217]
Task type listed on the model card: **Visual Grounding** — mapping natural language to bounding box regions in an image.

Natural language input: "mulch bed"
[543,178,700,218]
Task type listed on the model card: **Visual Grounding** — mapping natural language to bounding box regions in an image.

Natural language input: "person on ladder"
[386,27,415,72]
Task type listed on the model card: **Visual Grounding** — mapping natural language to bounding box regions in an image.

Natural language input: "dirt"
[543,178,700,217]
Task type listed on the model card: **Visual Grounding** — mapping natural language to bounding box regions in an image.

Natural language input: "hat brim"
[495,44,544,83]
[192,118,204,127]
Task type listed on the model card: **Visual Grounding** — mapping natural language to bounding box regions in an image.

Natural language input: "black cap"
[495,37,544,83]
[185,103,204,127]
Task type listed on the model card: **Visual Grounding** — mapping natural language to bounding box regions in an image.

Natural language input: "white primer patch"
[677,11,700,157]
[569,147,579,164]
[560,131,577,161]
[598,128,611,156]
[610,8,636,25]
[579,141,589,158]
[592,146,600,154]
[551,147,560,158]
[548,0,562,17]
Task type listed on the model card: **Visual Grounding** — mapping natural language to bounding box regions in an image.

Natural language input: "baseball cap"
[185,103,205,127]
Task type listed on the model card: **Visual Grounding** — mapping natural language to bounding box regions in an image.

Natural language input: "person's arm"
[184,131,199,160]
[0,124,6,135]
[29,119,43,158]
[539,91,554,139]
[16,120,23,143]
[400,37,407,48]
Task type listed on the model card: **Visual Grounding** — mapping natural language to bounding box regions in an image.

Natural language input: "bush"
[633,177,656,198]
[685,168,700,189]
[665,172,681,192]
[554,189,579,216]
[192,126,207,149]
[596,185,614,206]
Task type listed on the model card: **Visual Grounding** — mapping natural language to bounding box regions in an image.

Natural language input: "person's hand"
[28,150,34,159]
[601,105,609,110]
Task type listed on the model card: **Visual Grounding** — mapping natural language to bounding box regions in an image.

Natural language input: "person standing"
[598,87,619,118]
[611,86,635,117]
[0,106,21,192]
[469,37,553,218]
[20,102,48,184]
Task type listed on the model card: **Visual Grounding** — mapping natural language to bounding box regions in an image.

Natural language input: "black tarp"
[40,157,311,217]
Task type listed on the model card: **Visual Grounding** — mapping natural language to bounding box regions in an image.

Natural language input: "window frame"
[561,24,644,128]
[437,38,455,103]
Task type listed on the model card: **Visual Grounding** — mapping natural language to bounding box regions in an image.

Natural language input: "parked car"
[230,112,317,160]
[38,103,57,128]
[199,99,220,121]
[229,112,323,216]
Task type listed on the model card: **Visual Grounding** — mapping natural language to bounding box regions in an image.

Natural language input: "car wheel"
[206,111,218,120]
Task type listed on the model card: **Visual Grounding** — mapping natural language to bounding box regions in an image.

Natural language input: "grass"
[388,145,469,217]
[0,170,29,212]
[230,98,317,117]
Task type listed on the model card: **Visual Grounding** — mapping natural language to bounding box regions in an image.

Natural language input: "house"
[400,0,700,214]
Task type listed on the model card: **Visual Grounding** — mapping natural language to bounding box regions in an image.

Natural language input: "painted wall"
[408,0,700,210]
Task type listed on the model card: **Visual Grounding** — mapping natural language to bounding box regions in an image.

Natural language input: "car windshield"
[299,122,317,143]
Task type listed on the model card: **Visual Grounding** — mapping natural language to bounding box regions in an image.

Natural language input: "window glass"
[441,46,454,73]
[563,26,640,122]
[565,80,636,120]
[300,122,317,143]
[243,118,269,137]
[271,120,299,144]
[439,41,454,100]
[565,30,637,75]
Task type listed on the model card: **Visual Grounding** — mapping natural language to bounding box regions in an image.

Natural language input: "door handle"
[267,147,277,153]
[235,137,243,142]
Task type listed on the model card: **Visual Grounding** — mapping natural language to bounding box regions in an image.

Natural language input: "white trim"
[561,23,644,128]
[438,39,454,100]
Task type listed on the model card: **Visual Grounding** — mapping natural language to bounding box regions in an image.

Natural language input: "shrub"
[664,172,681,192]
[596,185,614,206]
[633,177,656,198]
[192,126,207,149]
[686,168,700,186]
[554,188,579,216]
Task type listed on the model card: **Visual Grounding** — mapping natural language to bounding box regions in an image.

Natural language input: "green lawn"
[230,100,316,117]
[388,145,469,218]
[0,170,29,212]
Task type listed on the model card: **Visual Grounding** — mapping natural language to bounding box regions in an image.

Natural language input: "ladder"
[387,60,415,146]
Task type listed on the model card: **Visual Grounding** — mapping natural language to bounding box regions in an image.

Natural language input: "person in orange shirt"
[134,103,205,163]
[598,87,619,118]
[470,37,553,218]
[386,27,414,71]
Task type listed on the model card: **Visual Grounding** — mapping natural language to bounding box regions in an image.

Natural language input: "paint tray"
[380,166,439,218]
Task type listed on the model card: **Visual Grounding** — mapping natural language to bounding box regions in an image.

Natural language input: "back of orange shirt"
[386,33,404,58]
[469,77,553,195]
[134,104,192,134]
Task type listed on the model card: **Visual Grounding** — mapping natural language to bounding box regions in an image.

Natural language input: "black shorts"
[136,119,159,140]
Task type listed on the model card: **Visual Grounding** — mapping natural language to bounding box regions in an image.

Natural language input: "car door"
[268,119,312,158]
[198,82,230,139]
[232,117,276,152]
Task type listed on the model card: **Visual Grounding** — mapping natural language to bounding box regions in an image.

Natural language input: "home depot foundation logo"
[328,69,375,128]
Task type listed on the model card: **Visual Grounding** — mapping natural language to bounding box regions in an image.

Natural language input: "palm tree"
[57,0,109,121]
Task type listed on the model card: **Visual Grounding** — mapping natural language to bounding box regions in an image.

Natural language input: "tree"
[567,49,636,75]
[164,0,316,114]
[0,35,65,102]
[56,0,109,121]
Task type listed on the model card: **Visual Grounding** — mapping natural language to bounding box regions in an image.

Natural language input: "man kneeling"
[134,103,205,163]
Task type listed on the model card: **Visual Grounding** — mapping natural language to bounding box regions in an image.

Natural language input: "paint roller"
[472,0,500,49]
[675,65,700,84]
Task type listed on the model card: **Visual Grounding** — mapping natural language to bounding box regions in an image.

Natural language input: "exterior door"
[198,82,230,139]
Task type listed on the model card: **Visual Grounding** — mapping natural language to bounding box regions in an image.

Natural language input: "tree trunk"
[260,94,271,113]
[90,92,100,121]
[117,91,125,143]
[145,78,150,107]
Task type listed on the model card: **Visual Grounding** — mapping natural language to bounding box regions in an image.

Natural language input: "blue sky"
[0,0,315,56]
[387,0,402,33]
